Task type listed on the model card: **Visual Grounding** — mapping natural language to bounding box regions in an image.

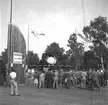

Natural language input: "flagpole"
[28,25,29,53]
[27,25,29,69]
[75,28,78,71]
[27,25,45,69]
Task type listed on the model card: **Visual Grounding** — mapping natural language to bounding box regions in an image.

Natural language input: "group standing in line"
[25,67,108,91]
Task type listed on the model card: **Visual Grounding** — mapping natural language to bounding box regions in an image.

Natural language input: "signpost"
[13,52,22,64]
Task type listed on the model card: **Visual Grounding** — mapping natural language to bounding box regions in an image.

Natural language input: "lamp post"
[27,25,45,70]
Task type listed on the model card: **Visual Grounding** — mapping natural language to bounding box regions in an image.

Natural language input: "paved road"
[0,86,108,105]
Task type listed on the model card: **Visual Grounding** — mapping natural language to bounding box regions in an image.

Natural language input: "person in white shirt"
[9,69,20,96]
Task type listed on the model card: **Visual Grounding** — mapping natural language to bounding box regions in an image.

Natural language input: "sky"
[0,0,108,58]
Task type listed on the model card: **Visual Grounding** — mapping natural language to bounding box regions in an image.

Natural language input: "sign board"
[13,52,22,64]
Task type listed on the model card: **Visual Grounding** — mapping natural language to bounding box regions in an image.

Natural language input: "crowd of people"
[1,66,108,96]
[25,67,108,91]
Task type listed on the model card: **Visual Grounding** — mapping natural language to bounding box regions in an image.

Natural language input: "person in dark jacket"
[45,71,53,88]
[92,69,100,90]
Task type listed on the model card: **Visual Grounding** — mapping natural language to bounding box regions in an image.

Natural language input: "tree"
[83,51,100,70]
[58,54,69,65]
[41,42,68,65]
[27,51,40,68]
[0,49,8,71]
[0,59,5,86]
[83,16,108,70]
[67,33,84,70]
[1,49,8,65]
[0,49,8,85]
[83,16,108,42]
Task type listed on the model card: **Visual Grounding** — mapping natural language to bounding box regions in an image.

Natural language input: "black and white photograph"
[0,0,108,105]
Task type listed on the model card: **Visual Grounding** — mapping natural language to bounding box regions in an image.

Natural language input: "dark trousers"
[45,76,53,88]
[92,79,100,89]
[66,80,71,89]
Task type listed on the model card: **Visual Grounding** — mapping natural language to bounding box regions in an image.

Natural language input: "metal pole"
[75,28,78,71]
[10,0,12,23]
[27,25,29,69]
[26,25,45,69]
[7,0,13,74]
[7,25,10,74]
[10,0,12,72]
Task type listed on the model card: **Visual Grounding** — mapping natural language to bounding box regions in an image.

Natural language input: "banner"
[13,52,22,64]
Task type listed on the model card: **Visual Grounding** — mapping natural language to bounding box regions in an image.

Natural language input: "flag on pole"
[30,29,38,37]
[77,33,92,43]
[29,27,45,37]
[77,33,108,48]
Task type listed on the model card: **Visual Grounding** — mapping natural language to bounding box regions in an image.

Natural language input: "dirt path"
[0,86,108,105]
